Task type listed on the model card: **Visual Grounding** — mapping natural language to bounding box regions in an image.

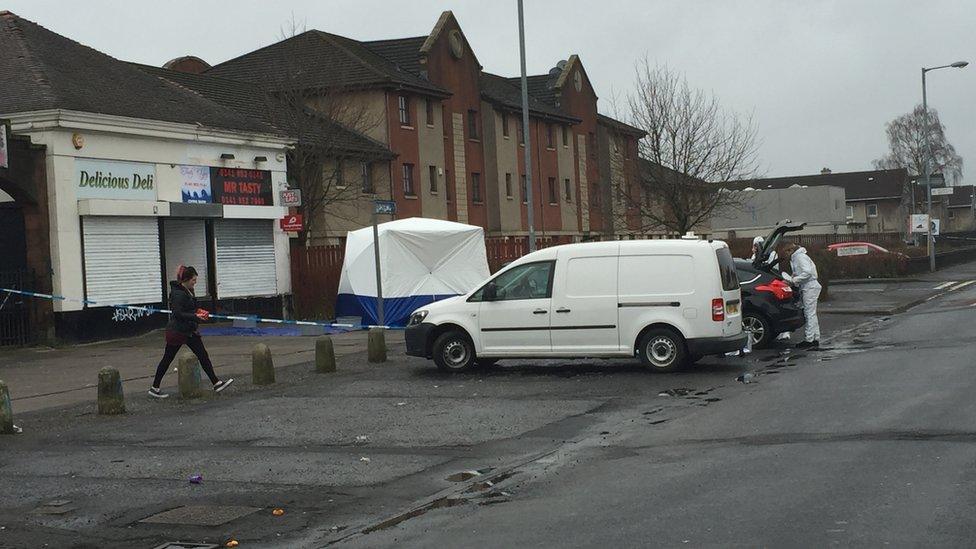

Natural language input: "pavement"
[1,262,975,547]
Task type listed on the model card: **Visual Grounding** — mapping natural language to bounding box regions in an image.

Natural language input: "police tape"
[0,288,397,330]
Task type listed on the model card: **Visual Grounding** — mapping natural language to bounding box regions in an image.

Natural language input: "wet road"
[344,283,976,547]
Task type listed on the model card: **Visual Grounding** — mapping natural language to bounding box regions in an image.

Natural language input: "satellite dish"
[556,59,568,70]
[548,66,562,78]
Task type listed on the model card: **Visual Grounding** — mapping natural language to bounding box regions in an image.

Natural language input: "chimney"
[820,167,831,175]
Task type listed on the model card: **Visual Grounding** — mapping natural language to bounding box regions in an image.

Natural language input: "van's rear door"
[715,246,743,336]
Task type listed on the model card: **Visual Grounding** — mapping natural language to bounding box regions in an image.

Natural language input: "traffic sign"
[280,188,302,206]
[910,214,929,234]
[932,187,954,196]
[279,214,303,232]
[374,200,397,215]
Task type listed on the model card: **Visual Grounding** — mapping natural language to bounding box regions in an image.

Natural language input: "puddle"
[648,419,669,425]
[658,388,694,397]
[642,408,665,416]
[704,398,721,403]
[362,497,467,534]
[445,471,480,483]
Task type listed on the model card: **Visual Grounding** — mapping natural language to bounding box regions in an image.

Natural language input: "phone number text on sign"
[210,168,273,206]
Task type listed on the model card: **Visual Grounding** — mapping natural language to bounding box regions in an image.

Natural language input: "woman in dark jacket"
[148,266,233,398]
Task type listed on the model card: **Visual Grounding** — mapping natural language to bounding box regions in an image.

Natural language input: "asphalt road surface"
[339,283,976,548]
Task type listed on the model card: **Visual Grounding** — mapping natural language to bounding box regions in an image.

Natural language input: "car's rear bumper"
[404,322,434,357]
[687,333,748,356]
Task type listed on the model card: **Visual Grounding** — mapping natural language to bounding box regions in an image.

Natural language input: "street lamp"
[517,0,536,252]
[922,60,968,272]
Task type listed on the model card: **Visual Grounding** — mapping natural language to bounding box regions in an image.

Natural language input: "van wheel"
[742,313,772,349]
[638,328,687,373]
[432,330,476,372]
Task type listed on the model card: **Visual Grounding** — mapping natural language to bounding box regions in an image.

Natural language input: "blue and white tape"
[0,288,395,330]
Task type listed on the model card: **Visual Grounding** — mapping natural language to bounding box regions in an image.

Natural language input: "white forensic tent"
[336,217,490,326]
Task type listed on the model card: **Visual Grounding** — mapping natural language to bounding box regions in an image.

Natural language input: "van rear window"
[715,248,740,291]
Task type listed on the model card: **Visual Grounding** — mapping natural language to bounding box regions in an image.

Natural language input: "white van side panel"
[617,250,726,352]
[550,251,620,354]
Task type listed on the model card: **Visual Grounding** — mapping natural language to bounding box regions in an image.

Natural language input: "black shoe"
[796,340,819,350]
[148,387,169,399]
[214,378,234,393]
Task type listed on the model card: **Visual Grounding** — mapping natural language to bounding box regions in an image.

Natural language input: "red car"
[827,242,908,259]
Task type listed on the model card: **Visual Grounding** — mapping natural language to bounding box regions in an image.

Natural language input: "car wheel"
[432,330,476,372]
[742,313,772,349]
[637,328,687,373]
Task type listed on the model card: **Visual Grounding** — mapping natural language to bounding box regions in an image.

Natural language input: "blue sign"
[374,200,397,215]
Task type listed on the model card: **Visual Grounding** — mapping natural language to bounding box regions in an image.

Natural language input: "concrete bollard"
[177,352,206,399]
[252,343,275,385]
[367,328,387,363]
[316,336,337,373]
[0,380,15,434]
[97,367,126,415]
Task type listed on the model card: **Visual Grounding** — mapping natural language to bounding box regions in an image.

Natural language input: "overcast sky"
[5,0,974,179]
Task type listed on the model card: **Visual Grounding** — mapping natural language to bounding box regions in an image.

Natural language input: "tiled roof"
[597,113,646,137]
[479,72,579,124]
[206,31,449,97]
[725,169,908,201]
[0,11,274,135]
[362,36,426,76]
[508,74,561,107]
[134,64,393,158]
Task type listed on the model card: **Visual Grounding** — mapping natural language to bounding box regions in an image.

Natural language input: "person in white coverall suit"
[750,236,779,270]
[785,243,821,348]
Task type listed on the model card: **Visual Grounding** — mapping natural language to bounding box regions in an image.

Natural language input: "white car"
[404,238,745,373]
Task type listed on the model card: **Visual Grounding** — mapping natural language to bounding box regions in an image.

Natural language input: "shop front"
[5,113,294,342]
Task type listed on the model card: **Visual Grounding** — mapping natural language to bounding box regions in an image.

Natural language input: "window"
[846,205,854,219]
[334,160,345,188]
[398,95,411,126]
[468,109,479,140]
[517,120,524,145]
[562,125,569,147]
[716,248,740,291]
[591,183,601,207]
[425,98,434,126]
[505,173,513,199]
[867,203,879,218]
[502,113,510,138]
[564,178,572,202]
[625,141,631,159]
[402,163,415,196]
[548,177,557,204]
[428,165,438,194]
[588,132,597,158]
[471,261,554,302]
[471,172,482,203]
[520,175,528,203]
[949,209,956,220]
[361,162,374,194]
[445,169,452,202]
[546,124,554,149]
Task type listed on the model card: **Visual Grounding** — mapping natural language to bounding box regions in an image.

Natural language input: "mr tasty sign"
[75,159,157,201]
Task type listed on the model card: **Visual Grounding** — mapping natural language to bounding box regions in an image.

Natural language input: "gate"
[0,270,36,346]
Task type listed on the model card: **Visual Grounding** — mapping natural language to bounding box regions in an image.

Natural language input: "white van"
[404,239,744,373]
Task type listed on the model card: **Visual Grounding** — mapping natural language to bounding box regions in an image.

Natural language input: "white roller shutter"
[215,219,277,298]
[83,216,162,305]
[163,219,209,297]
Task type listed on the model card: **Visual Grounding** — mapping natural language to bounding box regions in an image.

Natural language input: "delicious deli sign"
[75,159,157,201]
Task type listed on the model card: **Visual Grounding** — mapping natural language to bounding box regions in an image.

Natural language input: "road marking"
[948,280,976,292]
[934,281,958,290]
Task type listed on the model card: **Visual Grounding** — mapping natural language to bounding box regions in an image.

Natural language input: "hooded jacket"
[789,247,819,287]
[166,281,200,335]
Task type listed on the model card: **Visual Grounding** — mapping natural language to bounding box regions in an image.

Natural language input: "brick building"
[162,11,647,244]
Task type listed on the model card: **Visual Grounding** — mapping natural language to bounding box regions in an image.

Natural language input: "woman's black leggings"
[152,335,219,388]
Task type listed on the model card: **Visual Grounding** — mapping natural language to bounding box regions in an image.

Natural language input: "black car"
[735,220,807,348]
[735,258,804,348]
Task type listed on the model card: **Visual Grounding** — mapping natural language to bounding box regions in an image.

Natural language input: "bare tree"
[873,104,964,185]
[622,61,760,235]
[262,17,386,246]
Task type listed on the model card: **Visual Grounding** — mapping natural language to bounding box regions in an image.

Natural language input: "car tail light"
[756,279,793,301]
[712,298,725,321]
